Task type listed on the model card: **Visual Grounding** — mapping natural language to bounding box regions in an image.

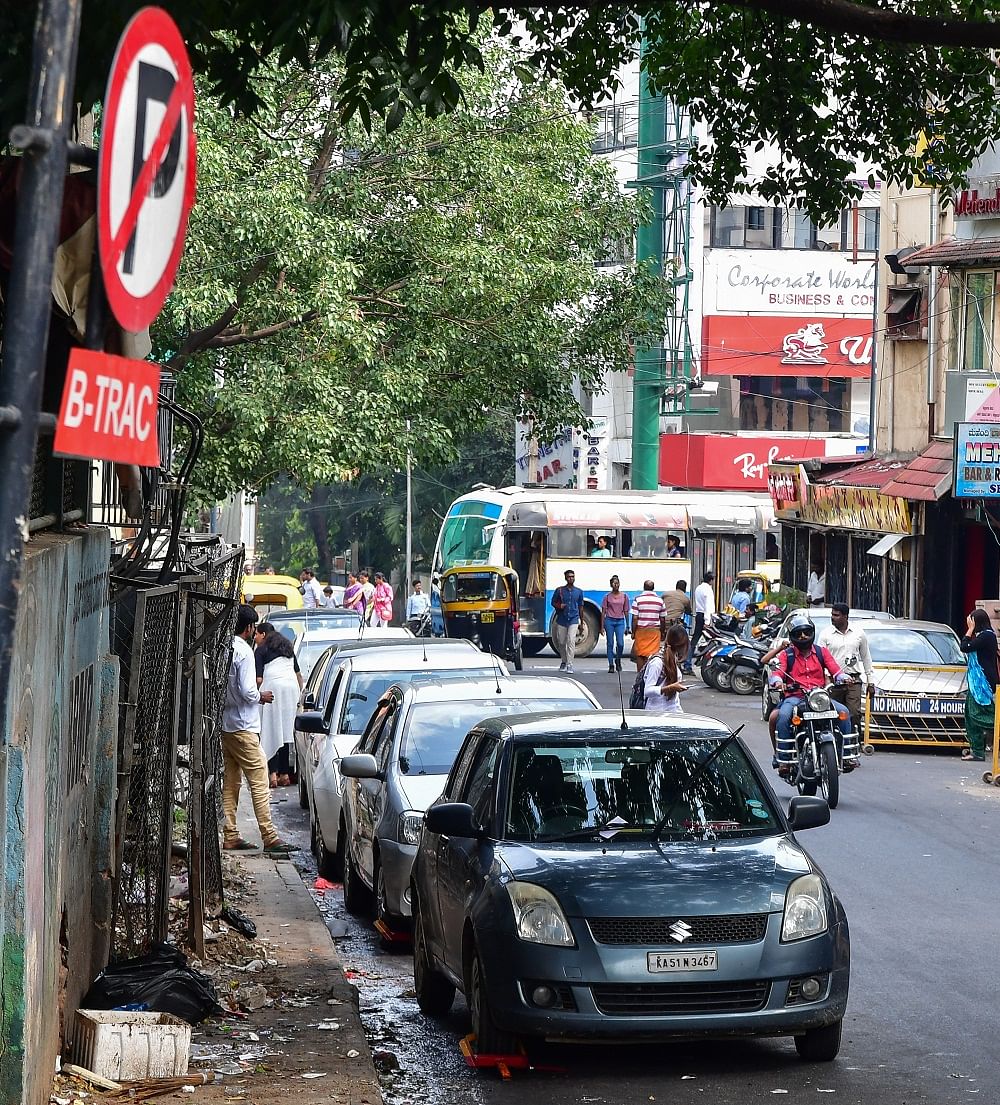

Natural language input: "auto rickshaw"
[439,565,523,670]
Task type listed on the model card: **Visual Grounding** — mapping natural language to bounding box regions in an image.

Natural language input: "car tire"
[794,1018,842,1061]
[512,643,524,671]
[520,637,547,658]
[468,946,519,1056]
[375,857,404,937]
[343,843,372,916]
[413,904,454,1016]
[298,775,309,809]
[731,666,758,695]
[819,742,840,810]
[317,824,343,881]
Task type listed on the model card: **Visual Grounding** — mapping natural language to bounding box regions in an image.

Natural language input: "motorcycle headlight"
[399,811,422,846]
[781,874,828,942]
[505,882,575,946]
[807,689,832,712]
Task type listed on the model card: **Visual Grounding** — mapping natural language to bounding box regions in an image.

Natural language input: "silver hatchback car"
[339,673,599,933]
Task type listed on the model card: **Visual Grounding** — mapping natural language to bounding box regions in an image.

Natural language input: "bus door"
[687,535,714,598]
[505,528,546,634]
[717,535,756,604]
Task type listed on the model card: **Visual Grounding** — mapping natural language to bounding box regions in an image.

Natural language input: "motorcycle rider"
[769,613,852,774]
[405,578,431,635]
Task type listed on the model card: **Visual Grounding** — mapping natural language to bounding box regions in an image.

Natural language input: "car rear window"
[399,696,594,776]
[503,735,780,843]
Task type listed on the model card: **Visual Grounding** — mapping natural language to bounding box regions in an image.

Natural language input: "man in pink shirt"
[601,575,630,673]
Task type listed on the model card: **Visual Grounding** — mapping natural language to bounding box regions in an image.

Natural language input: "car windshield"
[399,697,594,776]
[867,628,965,665]
[341,669,493,734]
[503,735,781,843]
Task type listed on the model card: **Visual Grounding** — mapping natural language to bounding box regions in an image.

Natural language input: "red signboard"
[659,433,828,491]
[703,315,873,378]
[54,349,161,466]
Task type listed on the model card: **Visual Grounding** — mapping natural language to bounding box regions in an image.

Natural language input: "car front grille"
[588,914,768,946]
[591,980,770,1016]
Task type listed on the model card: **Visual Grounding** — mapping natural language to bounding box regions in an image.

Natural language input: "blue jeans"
[776,695,851,750]
[605,617,625,665]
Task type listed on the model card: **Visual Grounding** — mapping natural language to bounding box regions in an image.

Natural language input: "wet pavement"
[271,651,1000,1104]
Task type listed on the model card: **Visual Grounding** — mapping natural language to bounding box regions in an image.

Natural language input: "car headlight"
[505,882,575,946]
[807,689,832,712]
[781,873,828,942]
[399,811,422,846]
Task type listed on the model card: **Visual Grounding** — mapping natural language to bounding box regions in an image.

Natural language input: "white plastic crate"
[72,1009,191,1080]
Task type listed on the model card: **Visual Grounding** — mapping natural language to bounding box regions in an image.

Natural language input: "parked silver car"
[339,673,599,931]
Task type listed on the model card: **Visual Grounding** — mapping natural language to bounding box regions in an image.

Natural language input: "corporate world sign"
[704,249,877,317]
[954,422,1000,498]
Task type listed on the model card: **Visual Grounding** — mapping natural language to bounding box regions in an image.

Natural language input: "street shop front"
[768,456,917,616]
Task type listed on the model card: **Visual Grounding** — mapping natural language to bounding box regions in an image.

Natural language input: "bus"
[432,486,780,656]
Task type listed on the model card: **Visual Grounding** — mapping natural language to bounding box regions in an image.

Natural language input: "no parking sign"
[97,6,196,332]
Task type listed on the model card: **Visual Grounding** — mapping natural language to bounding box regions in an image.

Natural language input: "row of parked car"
[274,619,850,1063]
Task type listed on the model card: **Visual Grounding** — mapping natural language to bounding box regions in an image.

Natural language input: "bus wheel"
[573,610,601,658]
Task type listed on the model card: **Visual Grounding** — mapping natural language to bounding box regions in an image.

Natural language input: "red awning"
[904,237,1000,267]
[810,456,908,489]
[880,441,953,501]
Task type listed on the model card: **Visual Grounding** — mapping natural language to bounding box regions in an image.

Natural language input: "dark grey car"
[411,712,849,1060]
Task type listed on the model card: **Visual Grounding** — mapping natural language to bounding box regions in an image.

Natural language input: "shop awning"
[867,533,908,557]
[880,441,953,501]
[904,237,1000,268]
[812,456,907,489]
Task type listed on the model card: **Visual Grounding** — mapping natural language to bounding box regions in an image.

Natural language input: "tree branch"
[204,311,319,348]
[716,0,1000,48]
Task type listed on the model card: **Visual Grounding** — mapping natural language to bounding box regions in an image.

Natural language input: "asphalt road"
[275,648,999,1105]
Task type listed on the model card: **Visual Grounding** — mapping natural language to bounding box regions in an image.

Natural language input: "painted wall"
[0,529,117,1105]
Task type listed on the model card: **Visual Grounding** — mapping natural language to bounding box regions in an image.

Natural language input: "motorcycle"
[405,607,433,637]
[771,671,861,811]
[712,639,769,695]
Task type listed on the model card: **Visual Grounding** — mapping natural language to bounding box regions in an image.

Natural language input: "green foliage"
[156,45,661,501]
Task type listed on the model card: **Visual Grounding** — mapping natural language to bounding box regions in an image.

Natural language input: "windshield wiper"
[652,725,745,841]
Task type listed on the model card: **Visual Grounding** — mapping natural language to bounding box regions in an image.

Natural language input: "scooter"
[712,639,769,695]
[405,608,433,637]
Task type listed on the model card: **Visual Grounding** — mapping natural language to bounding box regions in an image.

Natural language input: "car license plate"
[481,611,494,623]
[647,950,718,973]
[802,710,839,720]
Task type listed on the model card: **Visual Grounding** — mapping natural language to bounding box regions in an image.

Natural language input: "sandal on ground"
[277,774,292,787]
[961,750,985,761]
[224,838,258,851]
[262,840,294,855]
[269,773,278,789]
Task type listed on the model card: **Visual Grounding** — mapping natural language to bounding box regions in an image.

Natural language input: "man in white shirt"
[807,562,826,607]
[221,605,291,854]
[818,602,875,734]
[685,571,716,674]
[405,579,431,625]
[299,568,324,609]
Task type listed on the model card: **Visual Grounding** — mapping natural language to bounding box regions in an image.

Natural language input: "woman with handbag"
[961,609,998,761]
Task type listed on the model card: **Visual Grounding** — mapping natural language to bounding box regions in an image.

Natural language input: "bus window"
[548,528,589,558]
[622,530,685,559]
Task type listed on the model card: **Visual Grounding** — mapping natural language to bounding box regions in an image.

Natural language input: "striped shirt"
[631,591,666,627]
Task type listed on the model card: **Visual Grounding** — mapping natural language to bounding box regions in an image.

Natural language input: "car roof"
[473,710,732,741]
[299,627,410,643]
[269,607,358,621]
[865,619,959,633]
[344,646,500,672]
[328,637,479,656]
[784,606,892,620]
[396,673,599,705]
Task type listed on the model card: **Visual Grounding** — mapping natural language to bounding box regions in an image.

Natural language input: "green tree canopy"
[158,44,662,500]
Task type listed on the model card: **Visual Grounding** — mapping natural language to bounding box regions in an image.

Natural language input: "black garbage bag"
[83,943,224,1024]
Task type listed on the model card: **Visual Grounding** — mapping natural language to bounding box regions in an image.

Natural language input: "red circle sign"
[98,7,196,332]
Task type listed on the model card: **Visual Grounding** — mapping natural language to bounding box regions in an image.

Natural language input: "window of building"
[791,210,842,251]
[591,103,639,153]
[746,206,765,231]
[709,205,783,248]
[958,271,999,373]
[738,376,851,432]
[709,204,877,251]
[840,208,880,252]
[596,233,635,268]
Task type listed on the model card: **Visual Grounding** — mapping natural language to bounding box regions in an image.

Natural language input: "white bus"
[432,486,780,656]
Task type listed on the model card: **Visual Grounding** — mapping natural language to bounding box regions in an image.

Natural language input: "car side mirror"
[301,691,316,711]
[787,796,830,831]
[340,753,382,780]
[294,710,328,735]
[424,802,483,839]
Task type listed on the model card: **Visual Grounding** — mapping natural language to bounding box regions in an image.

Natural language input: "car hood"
[873,664,966,695]
[497,835,812,916]
[396,773,448,812]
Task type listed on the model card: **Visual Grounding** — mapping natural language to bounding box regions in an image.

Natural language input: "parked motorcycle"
[772,672,861,811]
[405,608,433,637]
[713,640,769,695]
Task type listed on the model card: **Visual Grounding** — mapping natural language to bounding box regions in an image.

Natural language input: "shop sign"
[703,315,873,377]
[955,183,1000,219]
[800,483,912,534]
[660,435,826,490]
[964,378,1000,423]
[768,463,807,514]
[954,421,1000,498]
[870,694,964,716]
[704,249,876,317]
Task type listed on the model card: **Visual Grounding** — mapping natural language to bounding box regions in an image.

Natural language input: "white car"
[294,643,505,877]
[295,626,412,679]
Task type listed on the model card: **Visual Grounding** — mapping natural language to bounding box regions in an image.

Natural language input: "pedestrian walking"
[961,608,998,762]
[372,571,395,626]
[551,569,584,673]
[299,568,324,609]
[255,621,304,788]
[630,580,666,672]
[642,624,690,714]
[321,585,337,607]
[663,578,691,628]
[686,570,716,673]
[343,571,366,617]
[221,605,292,854]
[359,571,376,623]
[601,575,630,673]
[405,579,431,632]
[818,602,875,736]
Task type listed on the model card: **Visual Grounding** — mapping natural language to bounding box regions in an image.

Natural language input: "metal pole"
[867,252,879,454]
[926,187,940,436]
[0,0,82,732]
[405,419,412,599]
[630,33,664,490]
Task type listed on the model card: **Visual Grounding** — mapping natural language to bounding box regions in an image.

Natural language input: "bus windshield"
[437,501,502,569]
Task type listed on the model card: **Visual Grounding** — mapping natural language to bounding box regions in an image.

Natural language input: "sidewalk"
[184,805,383,1105]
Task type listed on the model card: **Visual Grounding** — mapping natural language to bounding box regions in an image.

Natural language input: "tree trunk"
[308,485,333,582]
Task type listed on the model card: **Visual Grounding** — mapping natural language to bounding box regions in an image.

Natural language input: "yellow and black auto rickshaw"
[439,565,523,670]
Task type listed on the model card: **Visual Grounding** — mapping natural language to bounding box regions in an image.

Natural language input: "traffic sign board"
[98,7,196,331]
[54,349,161,466]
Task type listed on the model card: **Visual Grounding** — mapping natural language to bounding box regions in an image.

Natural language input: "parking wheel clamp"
[459,1034,566,1079]
[374,918,412,945]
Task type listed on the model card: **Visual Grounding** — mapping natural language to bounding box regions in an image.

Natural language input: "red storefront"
[659,433,831,491]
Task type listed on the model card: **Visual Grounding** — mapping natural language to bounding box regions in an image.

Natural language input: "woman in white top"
[643,625,690,715]
[255,623,304,786]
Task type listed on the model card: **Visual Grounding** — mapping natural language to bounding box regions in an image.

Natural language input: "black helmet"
[788,613,815,646]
